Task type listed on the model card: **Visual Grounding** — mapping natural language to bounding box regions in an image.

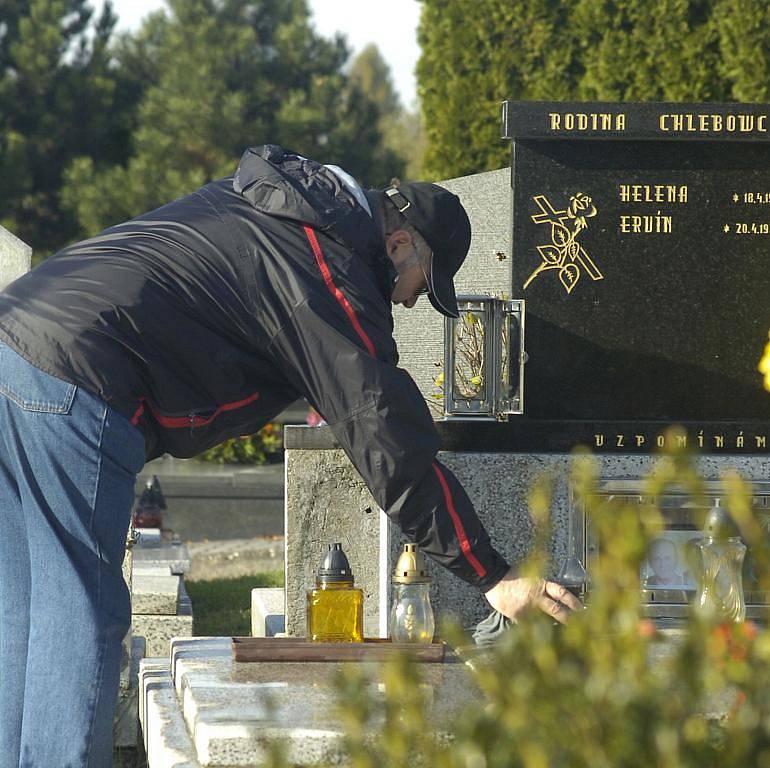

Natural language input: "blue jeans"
[0,341,145,767]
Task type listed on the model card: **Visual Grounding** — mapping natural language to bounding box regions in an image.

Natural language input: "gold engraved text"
[660,113,767,134]
[619,212,672,234]
[550,112,626,132]
[589,432,767,451]
[619,185,688,203]
[734,222,770,235]
[742,192,770,204]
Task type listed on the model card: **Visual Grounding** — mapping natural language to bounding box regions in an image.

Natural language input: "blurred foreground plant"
[299,431,770,768]
[759,334,770,392]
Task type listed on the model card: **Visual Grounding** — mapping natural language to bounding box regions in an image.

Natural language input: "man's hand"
[484,567,583,624]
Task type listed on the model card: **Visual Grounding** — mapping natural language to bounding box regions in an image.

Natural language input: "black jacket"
[0,144,509,590]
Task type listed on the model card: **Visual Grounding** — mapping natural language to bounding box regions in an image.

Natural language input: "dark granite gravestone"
[498,100,770,453]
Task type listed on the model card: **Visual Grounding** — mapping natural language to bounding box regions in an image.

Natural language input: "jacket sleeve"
[268,290,510,591]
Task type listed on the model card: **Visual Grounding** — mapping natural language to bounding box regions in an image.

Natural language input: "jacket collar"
[234,145,396,300]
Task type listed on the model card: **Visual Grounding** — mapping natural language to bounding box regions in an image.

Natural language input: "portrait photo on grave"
[641,532,701,590]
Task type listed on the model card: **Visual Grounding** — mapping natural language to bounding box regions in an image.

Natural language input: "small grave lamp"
[443,295,525,420]
[694,502,747,623]
[557,497,587,596]
[389,543,435,644]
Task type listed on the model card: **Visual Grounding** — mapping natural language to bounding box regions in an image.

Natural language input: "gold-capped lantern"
[443,295,525,420]
[389,543,434,644]
[392,542,431,584]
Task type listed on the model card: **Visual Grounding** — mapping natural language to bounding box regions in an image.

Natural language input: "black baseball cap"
[384,182,471,318]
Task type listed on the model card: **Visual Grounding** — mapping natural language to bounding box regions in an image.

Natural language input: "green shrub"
[197,423,282,465]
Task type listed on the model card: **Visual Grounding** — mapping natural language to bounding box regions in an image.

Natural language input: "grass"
[185,571,284,637]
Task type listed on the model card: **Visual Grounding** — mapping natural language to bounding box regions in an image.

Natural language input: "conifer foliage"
[0,0,129,254]
[62,0,404,235]
[417,0,770,179]
[0,0,408,253]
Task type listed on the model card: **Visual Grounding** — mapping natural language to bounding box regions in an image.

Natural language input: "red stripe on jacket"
[432,461,487,579]
[130,391,260,428]
[303,225,377,358]
[130,402,144,426]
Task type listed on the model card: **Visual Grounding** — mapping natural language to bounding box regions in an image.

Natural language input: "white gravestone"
[0,225,32,290]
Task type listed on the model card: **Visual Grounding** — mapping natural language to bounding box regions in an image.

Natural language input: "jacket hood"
[233,143,396,300]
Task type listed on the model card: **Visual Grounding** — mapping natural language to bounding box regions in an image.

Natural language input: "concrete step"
[140,658,201,768]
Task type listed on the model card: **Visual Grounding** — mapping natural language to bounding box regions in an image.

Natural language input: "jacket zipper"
[132,391,261,433]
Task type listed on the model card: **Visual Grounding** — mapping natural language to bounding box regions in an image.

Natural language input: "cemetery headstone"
[502,100,770,453]
[0,226,31,290]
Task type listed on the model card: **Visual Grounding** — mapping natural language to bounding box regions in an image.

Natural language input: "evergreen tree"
[349,43,423,180]
[63,0,403,236]
[418,0,770,180]
[0,0,131,256]
[713,0,770,102]
[418,0,574,179]
[570,0,728,101]
[392,108,427,181]
[350,43,402,117]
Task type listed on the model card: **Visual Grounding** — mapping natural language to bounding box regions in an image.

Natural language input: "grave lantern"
[443,295,526,420]
[694,503,747,623]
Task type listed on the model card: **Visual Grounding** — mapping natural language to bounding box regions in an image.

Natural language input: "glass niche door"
[578,480,770,624]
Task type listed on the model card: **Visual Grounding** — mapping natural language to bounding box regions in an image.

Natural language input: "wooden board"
[231,637,447,663]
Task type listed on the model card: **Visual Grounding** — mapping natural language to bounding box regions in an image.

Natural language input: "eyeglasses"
[417,259,431,296]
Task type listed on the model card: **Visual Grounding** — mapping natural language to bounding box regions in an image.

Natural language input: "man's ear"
[386,229,413,255]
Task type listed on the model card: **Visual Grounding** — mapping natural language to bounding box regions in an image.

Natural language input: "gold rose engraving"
[525,193,602,294]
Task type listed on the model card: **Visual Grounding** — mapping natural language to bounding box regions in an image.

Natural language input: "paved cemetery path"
[185,536,284,581]
[136,456,285,540]
[134,455,287,580]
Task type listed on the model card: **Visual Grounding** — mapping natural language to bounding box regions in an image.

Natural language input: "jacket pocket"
[140,391,261,431]
[137,390,262,459]
[0,344,76,414]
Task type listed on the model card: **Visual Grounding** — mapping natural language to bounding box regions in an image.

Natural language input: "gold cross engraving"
[524,193,602,294]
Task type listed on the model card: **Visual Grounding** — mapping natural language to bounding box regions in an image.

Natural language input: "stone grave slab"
[285,432,770,633]
[140,634,739,768]
[135,527,164,544]
[140,636,476,767]
[285,448,382,638]
[501,100,770,451]
[133,574,181,615]
[0,225,31,290]
[133,581,193,658]
[250,587,285,638]
[140,658,201,768]
[135,459,284,541]
[133,538,192,576]
[391,167,511,401]
[132,535,194,656]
